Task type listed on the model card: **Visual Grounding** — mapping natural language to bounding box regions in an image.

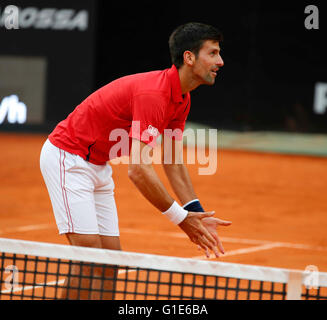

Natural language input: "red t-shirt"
[49,65,190,165]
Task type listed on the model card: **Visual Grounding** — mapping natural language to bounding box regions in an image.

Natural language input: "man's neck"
[178,65,201,94]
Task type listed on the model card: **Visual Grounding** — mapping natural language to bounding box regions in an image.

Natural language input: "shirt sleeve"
[129,93,167,148]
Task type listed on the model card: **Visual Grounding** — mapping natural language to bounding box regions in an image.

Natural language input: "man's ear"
[183,50,195,66]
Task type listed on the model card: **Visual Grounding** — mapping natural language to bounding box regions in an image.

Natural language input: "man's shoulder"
[134,68,170,87]
[128,68,171,99]
[95,68,172,104]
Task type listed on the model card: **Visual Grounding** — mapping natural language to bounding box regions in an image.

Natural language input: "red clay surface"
[1,132,327,273]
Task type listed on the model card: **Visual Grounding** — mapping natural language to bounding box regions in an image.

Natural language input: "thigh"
[94,164,120,237]
[40,139,99,235]
[94,189,120,237]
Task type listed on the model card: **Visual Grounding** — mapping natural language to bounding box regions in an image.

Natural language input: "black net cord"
[201,275,207,299]
[224,277,229,300]
[247,280,252,300]
[167,270,173,299]
[20,254,28,299]
[270,282,274,300]
[41,257,50,300]
[191,274,196,300]
[123,266,130,300]
[258,280,264,300]
[143,268,150,300]
[155,270,161,300]
[54,258,62,299]
[10,253,17,299]
[214,276,219,299]
[234,278,240,300]
[133,268,140,300]
[0,252,6,299]
[180,273,186,299]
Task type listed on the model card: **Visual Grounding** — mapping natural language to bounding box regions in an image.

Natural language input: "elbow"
[128,164,142,182]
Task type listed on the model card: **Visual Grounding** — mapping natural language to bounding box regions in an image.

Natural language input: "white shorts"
[40,139,119,236]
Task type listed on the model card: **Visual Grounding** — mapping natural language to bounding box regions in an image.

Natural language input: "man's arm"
[163,162,197,205]
[161,135,198,205]
[161,135,231,257]
[128,138,219,256]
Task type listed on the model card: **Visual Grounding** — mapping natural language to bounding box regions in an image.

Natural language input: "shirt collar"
[167,64,184,104]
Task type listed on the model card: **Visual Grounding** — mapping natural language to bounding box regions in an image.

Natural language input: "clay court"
[1,132,327,275]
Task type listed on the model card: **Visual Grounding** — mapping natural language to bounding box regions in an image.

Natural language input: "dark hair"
[168,22,223,69]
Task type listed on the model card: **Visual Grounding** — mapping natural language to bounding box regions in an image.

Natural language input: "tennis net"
[0,237,326,300]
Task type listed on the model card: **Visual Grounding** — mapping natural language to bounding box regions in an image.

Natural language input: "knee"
[100,236,121,250]
[66,233,102,248]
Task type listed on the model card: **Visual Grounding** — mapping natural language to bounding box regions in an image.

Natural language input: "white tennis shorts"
[40,139,119,236]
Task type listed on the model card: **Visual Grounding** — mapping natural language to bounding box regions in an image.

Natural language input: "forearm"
[128,163,174,212]
[163,163,197,205]
[129,144,227,257]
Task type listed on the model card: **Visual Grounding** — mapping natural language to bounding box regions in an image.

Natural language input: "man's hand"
[178,211,231,258]
[200,217,232,258]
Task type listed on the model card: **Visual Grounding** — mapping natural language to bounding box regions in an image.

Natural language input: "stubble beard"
[203,73,215,85]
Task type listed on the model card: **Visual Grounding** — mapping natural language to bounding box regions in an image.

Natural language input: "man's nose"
[217,55,224,67]
[217,56,224,67]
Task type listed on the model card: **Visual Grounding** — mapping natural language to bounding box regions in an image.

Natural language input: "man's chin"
[204,73,217,85]
[203,78,215,85]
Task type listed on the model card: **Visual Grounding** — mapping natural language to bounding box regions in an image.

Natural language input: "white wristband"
[162,201,188,225]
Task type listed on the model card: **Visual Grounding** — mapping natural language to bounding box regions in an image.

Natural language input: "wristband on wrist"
[162,201,188,225]
[183,199,204,212]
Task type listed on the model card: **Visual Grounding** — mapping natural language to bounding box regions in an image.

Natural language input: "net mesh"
[0,238,326,300]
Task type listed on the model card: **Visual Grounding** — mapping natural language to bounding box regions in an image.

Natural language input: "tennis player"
[40,22,231,298]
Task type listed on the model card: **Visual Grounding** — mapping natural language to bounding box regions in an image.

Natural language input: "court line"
[1,224,327,252]
[0,224,52,235]
[0,279,65,294]
[120,228,327,252]
[193,243,283,260]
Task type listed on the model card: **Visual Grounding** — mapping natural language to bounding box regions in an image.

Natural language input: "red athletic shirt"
[49,65,191,165]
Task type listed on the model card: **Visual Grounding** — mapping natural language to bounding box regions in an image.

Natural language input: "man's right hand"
[178,211,222,258]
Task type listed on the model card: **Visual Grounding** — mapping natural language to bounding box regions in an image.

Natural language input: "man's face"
[192,40,224,85]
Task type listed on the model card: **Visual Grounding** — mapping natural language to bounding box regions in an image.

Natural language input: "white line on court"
[120,228,327,252]
[0,224,52,235]
[192,243,283,260]
[1,224,327,252]
[0,279,65,294]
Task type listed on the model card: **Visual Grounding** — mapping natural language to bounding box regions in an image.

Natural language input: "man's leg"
[40,141,119,299]
[91,163,121,299]
[100,235,121,250]
[99,236,122,299]
[61,234,122,299]
[61,233,103,299]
